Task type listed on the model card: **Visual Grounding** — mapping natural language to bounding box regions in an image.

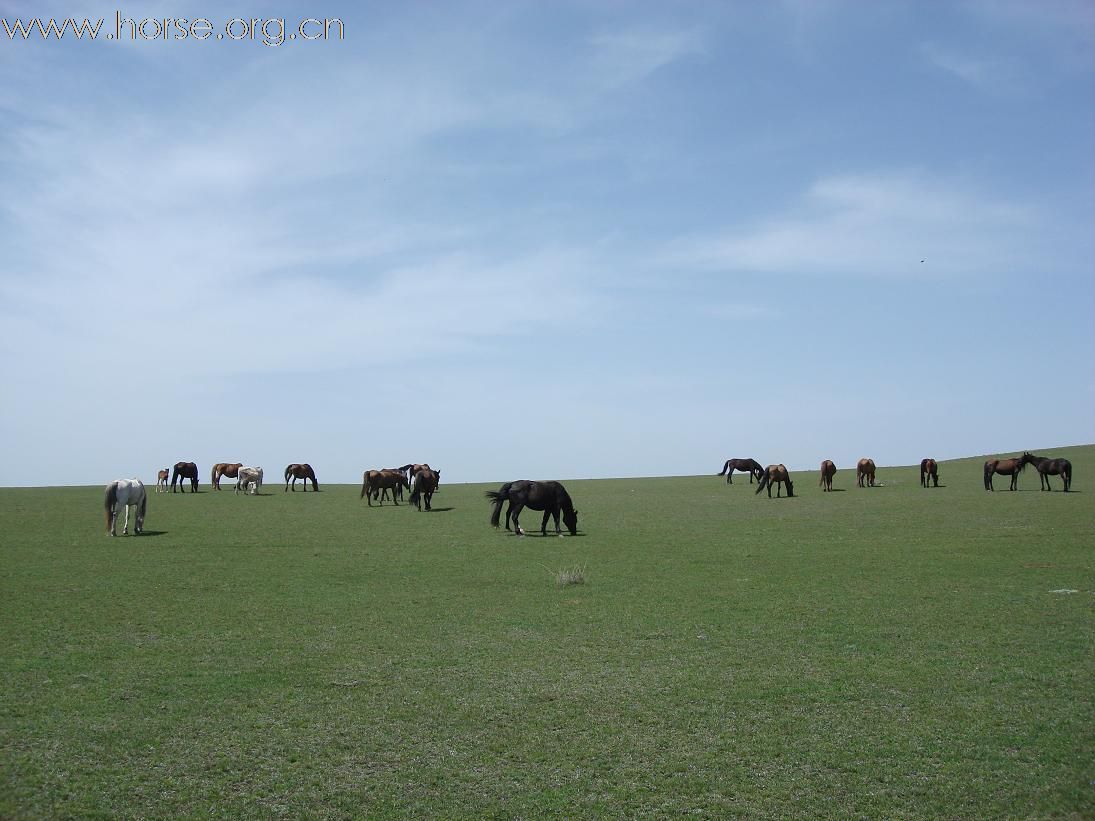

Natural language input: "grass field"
[2,447,1093,818]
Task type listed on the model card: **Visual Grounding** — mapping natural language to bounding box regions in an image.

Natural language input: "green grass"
[2,447,1093,818]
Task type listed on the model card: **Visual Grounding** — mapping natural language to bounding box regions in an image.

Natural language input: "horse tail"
[485,484,511,527]
[104,482,117,531]
[137,485,147,522]
[755,473,770,495]
[360,473,370,500]
[717,460,730,476]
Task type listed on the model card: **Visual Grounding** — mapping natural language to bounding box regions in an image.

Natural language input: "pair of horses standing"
[360,464,440,511]
[984,452,1072,492]
[211,463,262,493]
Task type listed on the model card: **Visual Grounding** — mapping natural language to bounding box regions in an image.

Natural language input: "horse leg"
[541,509,551,536]
[553,508,562,536]
[511,502,526,535]
[727,470,733,485]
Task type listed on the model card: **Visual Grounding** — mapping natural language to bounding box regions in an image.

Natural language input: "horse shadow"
[425,507,455,513]
[135,531,168,537]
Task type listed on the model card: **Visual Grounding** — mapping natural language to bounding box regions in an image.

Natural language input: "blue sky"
[1,0,1092,486]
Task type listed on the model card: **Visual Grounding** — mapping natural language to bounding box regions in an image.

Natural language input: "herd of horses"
[715,451,1074,497]
[103,451,1074,537]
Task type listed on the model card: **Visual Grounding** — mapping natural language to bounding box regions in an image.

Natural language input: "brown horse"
[920,458,939,488]
[1026,453,1072,492]
[211,462,243,490]
[409,468,441,511]
[360,469,409,505]
[819,460,836,491]
[155,469,169,493]
[856,458,876,488]
[284,463,319,492]
[171,461,199,492]
[983,452,1032,491]
[717,458,764,484]
[756,464,794,498]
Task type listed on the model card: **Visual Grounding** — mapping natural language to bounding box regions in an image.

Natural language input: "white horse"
[236,466,263,495]
[105,479,146,536]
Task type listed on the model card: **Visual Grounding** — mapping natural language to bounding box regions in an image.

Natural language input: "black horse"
[171,461,199,492]
[717,458,764,484]
[409,468,441,511]
[1027,454,1073,492]
[485,480,579,536]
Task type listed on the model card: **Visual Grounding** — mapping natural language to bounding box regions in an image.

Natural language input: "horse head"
[563,508,579,536]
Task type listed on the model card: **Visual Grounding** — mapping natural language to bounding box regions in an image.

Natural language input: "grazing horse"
[235,466,263,495]
[486,480,579,536]
[360,469,409,505]
[717,458,764,484]
[756,464,794,498]
[212,462,243,490]
[1026,454,1072,492]
[155,469,169,493]
[409,468,441,511]
[920,458,939,488]
[819,460,836,491]
[984,452,1032,491]
[104,479,146,536]
[284,463,319,492]
[171,461,199,493]
[856,458,876,488]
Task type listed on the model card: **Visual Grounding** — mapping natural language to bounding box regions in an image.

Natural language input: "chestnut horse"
[819,460,836,491]
[155,469,169,493]
[920,458,939,488]
[1026,453,1072,492]
[284,463,319,492]
[212,462,243,490]
[486,480,579,536]
[856,458,876,488]
[171,461,198,492]
[756,464,794,498]
[983,452,1032,491]
[717,458,764,484]
[360,469,409,505]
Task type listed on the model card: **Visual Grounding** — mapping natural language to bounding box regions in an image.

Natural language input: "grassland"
[2,447,1093,818]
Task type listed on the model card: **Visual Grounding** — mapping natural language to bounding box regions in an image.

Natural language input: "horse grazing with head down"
[819,460,836,491]
[856,458,876,488]
[360,469,409,505]
[984,452,1032,491]
[155,469,169,493]
[486,480,579,536]
[1026,453,1072,492]
[409,468,441,511]
[105,479,146,536]
[235,466,263,495]
[920,458,939,488]
[212,463,243,490]
[284,464,318,492]
[756,464,794,498]
[717,458,764,484]
[171,461,199,492]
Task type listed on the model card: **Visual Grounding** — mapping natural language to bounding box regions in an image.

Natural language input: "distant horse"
[756,464,794,498]
[212,463,243,490]
[856,458,876,488]
[104,479,146,536]
[819,460,836,492]
[361,469,409,505]
[284,463,319,492]
[376,469,407,503]
[171,461,199,493]
[155,469,169,493]
[1026,453,1072,492]
[236,466,263,495]
[486,480,579,536]
[398,463,434,492]
[920,458,939,488]
[983,452,1033,491]
[717,458,764,484]
[409,468,441,511]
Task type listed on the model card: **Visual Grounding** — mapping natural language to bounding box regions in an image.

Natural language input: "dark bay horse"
[211,462,243,490]
[717,458,763,484]
[1027,453,1072,492]
[856,458,876,488]
[983,452,1032,491]
[171,461,198,492]
[920,458,939,488]
[361,469,409,505]
[819,460,836,492]
[284,463,319,491]
[756,464,794,498]
[409,468,441,511]
[486,480,579,536]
